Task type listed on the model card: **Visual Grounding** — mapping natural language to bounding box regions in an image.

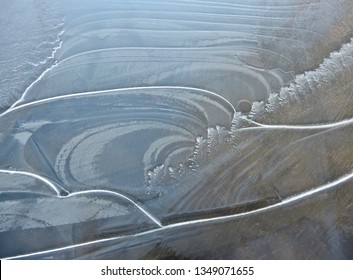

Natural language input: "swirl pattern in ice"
[1,0,353,259]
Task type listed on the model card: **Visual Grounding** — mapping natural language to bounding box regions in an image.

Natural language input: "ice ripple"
[2,0,353,259]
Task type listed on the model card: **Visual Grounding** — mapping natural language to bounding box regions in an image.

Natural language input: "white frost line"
[0,169,61,196]
[6,170,353,260]
[3,231,151,260]
[171,170,353,229]
[9,28,65,110]
[246,117,353,130]
[66,190,162,228]
[0,168,162,227]
[9,58,59,110]
[1,86,235,118]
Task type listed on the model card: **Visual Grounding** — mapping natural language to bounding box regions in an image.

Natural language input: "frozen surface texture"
[1,0,353,259]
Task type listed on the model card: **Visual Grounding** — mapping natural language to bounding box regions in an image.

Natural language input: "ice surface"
[0,0,64,113]
[1,0,353,259]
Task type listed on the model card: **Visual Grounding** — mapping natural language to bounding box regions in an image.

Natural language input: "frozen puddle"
[1,0,353,259]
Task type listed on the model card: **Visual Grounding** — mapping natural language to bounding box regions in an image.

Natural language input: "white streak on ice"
[6,170,353,260]
[67,190,162,228]
[0,86,236,118]
[0,169,61,196]
[0,170,162,228]
[8,34,64,110]
[247,117,353,130]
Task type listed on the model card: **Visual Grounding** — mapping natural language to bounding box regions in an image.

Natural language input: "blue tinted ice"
[1,0,353,259]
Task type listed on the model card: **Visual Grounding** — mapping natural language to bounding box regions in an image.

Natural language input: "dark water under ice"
[1,0,353,259]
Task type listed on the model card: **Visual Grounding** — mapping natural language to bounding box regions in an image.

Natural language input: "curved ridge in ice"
[145,36,353,220]
[0,87,234,200]
[2,0,353,259]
